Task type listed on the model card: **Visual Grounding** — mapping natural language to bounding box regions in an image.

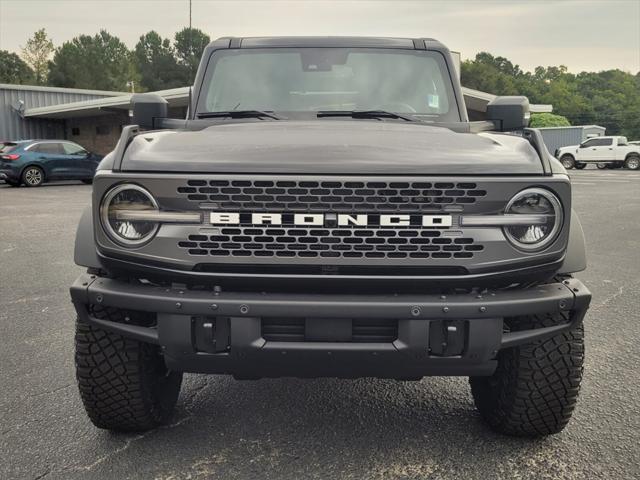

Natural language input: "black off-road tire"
[560,155,575,169]
[75,318,183,432]
[470,312,584,437]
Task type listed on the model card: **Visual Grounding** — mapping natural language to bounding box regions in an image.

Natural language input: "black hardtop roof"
[205,36,449,52]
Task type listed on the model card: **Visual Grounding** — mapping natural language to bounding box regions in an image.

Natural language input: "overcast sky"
[0,0,638,73]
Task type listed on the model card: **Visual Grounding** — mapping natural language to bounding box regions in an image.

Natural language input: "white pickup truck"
[556,136,640,170]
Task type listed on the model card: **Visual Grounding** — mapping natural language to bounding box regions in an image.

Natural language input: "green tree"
[20,28,54,84]
[48,30,131,91]
[0,50,34,84]
[462,52,640,140]
[134,31,183,91]
[529,113,571,128]
[174,27,210,84]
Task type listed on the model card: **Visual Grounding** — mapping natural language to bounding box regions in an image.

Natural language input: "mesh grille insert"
[178,179,486,212]
[178,228,484,259]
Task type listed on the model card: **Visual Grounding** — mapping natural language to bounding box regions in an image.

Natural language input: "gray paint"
[0,84,121,141]
[121,120,545,175]
[537,125,606,156]
[90,172,571,279]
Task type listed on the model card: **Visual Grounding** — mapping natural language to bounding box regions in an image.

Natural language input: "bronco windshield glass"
[197,48,459,121]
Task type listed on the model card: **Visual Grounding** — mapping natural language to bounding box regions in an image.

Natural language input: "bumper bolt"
[479,306,487,313]
[210,304,218,310]
[442,306,449,313]
[410,306,421,317]
[239,304,250,314]
[440,295,447,300]
[559,301,567,309]
[95,294,103,303]
[175,302,182,309]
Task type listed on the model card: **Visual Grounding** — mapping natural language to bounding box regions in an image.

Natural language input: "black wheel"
[470,312,584,437]
[75,309,183,432]
[574,162,586,169]
[596,163,607,169]
[560,155,575,170]
[624,155,640,170]
[81,179,93,185]
[22,166,44,187]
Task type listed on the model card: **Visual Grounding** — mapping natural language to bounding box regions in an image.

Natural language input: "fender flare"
[559,209,587,274]
[74,206,103,269]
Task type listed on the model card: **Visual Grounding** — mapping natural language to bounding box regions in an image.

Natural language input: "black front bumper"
[70,274,590,379]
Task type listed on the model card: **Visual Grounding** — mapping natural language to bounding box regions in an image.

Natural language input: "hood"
[121,120,544,175]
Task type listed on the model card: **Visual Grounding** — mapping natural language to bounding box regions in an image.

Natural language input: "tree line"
[1,30,638,139]
[0,28,210,92]
[461,52,640,139]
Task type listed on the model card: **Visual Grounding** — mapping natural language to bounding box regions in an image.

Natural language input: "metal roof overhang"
[23,87,190,119]
[22,86,552,119]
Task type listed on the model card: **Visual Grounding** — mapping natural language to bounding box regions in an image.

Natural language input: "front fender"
[559,209,587,274]
[74,206,103,269]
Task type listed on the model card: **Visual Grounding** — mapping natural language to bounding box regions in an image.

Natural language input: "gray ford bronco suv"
[71,37,591,436]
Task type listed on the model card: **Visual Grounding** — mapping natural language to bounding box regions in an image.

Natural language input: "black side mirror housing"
[131,93,168,130]
[486,96,530,131]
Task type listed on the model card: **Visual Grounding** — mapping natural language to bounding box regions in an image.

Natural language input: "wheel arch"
[19,162,47,180]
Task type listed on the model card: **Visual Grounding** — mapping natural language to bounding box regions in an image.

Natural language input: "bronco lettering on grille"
[209,212,453,228]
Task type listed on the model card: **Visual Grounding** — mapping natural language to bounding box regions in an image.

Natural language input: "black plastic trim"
[70,273,590,379]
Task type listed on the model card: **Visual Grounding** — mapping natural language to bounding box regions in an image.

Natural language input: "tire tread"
[470,312,584,437]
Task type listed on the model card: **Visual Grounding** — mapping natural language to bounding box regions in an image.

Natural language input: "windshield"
[197,48,459,121]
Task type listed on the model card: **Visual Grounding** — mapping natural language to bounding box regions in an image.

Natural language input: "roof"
[461,87,552,114]
[23,87,189,119]
[0,83,127,97]
[535,125,605,130]
[208,36,446,50]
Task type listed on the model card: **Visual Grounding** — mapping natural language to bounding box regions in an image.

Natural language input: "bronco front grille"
[178,227,484,260]
[177,179,487,212]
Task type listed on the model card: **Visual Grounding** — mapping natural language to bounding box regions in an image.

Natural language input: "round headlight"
[504,188,563,251]
[100,184,159,247]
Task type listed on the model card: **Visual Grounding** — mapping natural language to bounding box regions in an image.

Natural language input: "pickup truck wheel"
[75,317,183,432]
[624,155,640,170]
[560,155,575,169]
[469,312,584,437]
[574,162,586,169]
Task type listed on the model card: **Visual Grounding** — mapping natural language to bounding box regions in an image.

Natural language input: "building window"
[71,127,80,136]
[96,125,111,135]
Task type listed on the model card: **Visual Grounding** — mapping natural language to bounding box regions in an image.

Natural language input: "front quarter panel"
[559,209,587,273]
[74,205,103,269]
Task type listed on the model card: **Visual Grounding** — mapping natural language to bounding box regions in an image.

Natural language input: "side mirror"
[486,96,530,131]
[131,93,168,130]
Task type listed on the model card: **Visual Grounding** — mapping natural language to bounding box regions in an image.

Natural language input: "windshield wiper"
[317,110,419,122]
[197,110,283,120]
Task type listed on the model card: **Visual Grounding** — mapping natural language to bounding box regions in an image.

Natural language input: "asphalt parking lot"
[1,169,639,480]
